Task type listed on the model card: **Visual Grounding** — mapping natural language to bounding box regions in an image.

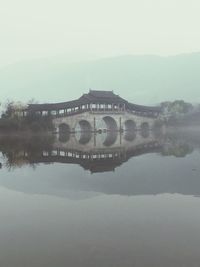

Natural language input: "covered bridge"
[23,90,161,118]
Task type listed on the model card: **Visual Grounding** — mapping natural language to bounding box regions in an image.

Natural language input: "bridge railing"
[26,107,159,119]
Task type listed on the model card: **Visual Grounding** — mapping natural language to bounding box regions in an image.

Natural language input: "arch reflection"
[103,131,118,146]
[79,131,92,145]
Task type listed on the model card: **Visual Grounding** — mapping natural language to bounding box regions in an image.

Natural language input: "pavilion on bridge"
[22,90,161,118]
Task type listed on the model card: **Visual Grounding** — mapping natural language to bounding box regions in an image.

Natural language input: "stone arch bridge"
[24,90,161,133]
[54,111,156,133]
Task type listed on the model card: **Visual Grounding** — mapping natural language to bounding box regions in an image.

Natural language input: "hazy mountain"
[0,53,200,105]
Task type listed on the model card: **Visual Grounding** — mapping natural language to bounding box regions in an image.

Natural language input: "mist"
[0,53,200,105]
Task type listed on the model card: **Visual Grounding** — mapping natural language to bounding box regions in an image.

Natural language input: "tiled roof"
[27,90,161,113]
[89,90,118,98]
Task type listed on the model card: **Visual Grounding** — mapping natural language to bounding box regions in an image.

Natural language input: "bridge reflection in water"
[0,130,200,197]
[0,129,162,173]
[44,128,159,173]
[1,128,197,173]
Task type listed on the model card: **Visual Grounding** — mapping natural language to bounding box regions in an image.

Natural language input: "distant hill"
[0,53,200,105]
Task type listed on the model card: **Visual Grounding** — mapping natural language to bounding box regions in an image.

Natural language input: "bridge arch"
[124,120,136,131]
[103,116,118,132]
[123,119,137,141]
[140,122,150,138]
[58,123,70,143]
[59,123,70,133]
[74,120,92,144]
[78,120,92,132]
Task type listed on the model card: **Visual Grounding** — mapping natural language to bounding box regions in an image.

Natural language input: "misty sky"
[1,0,200,67]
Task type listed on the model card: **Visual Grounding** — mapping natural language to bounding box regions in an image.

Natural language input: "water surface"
[0,130,200,267]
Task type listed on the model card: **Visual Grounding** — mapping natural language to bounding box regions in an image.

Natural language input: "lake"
[0,129,200,267]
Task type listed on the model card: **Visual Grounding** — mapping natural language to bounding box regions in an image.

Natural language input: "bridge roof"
[27,90,161,113]
[79,90,126,104]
